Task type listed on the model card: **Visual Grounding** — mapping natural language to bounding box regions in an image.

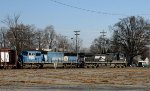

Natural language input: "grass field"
[0,67,150,87]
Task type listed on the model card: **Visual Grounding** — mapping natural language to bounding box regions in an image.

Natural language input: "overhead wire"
[49,0,150,16]
[49,0,127,16]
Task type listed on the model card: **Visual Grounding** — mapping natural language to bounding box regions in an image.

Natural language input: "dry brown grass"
[0,67,150,87]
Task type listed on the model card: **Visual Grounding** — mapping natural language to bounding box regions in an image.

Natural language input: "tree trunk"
[127,55,133,66]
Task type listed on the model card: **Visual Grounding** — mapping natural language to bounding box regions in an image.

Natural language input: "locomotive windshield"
[22,51,28,56]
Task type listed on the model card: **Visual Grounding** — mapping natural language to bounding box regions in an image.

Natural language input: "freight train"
[0,48,127,69]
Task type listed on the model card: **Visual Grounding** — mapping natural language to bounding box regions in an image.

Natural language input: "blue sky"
[0,0,150,48]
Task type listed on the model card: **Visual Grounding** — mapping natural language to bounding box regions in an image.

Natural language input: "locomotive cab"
[20,51,43,63]
[19,50,44,68]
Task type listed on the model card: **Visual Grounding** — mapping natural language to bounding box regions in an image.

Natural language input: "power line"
[49,0,150,16]
[49,0,126,16]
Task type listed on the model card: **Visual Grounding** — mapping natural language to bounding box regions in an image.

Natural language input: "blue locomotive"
[19,50,79,68]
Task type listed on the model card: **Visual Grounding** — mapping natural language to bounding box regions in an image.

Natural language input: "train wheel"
[63,64,67,68]
[77,64,80,68]
[121,65,124,68]
[94,65,97,68]
[36,64,43,69]
[117,65,120,68]
[96,65,99,68]
[114,64,116,68]
[40,64,43,69]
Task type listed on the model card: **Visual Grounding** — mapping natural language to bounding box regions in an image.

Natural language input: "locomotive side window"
[36,53,41,56]
[32,53,35,55]
[29,53,31,55]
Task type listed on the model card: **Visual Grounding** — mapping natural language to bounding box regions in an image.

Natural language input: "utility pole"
[71,38,74,52]
[74,31,80,60]
[74,31,80,53]
[100,30,107,54]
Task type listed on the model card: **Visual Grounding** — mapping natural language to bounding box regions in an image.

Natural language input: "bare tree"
[34,29,45,50]
[17,24,36,50]
[43,25,56,49]
[2,15,37,53]
[6,24,36,52]
[69,37,76,52]
[1,15,22,52]
[0,27,8,48]
[113,16,150,66]
[90,44,100,54]
[56,34,68,52]
[90,36,111,54]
